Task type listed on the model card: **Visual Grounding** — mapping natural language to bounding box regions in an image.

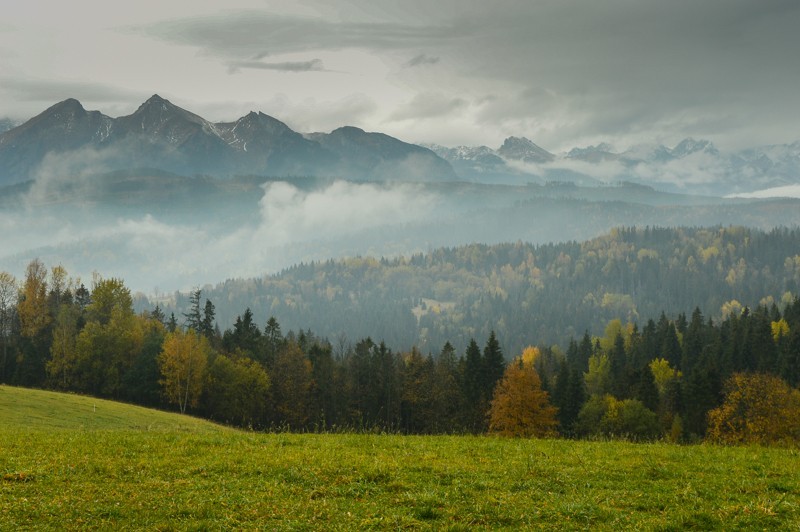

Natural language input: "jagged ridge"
[0,96,457,184]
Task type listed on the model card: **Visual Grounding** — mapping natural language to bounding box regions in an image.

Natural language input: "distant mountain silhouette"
[0,95,456,185]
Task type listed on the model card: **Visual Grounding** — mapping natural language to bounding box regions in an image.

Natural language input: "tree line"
[2,258,799,444]
[174,226,800,357]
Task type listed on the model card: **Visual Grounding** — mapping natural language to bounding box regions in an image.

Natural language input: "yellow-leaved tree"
[707,373,800,446]
[488,348,558,438]
[158,328,210,414]
[18,259,50,338]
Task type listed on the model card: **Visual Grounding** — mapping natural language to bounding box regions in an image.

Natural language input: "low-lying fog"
[2,169,800,295]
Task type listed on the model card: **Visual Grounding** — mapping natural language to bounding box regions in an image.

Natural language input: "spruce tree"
[482,330,506,401]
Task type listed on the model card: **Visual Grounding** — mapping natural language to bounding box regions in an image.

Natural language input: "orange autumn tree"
[488,347,558,437]
[707,373,800,446]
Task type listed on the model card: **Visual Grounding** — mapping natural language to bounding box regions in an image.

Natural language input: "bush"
[707,373,800,446]
[574,395,660,441]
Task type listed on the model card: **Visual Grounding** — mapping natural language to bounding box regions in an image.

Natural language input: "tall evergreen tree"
[183,289,202,333]
[200,299,216,340]
[682,366,722,438]
[432,341,464,432]
[263,316,284,368]
[482,330,506,400]
[564,366,587,434]
[573,331,593,372]
[462,338,485,432]
[223,308,261,358]
[657,314,681,368]
[681,307,705,372]
[634,368,660,412]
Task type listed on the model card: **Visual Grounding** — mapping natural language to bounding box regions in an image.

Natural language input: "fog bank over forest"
[2,170,800,296]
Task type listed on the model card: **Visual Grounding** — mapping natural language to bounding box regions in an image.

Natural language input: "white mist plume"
[1,179,442,293]
[256,180,436,246]
[25,146,120,205]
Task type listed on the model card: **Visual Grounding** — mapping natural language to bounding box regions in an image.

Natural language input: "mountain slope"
[497,136,555,163]
[215,112,341,177]
[0,96,456,184]
[0,118,19,134]
[0,99,113,181]
[308,126,457,181]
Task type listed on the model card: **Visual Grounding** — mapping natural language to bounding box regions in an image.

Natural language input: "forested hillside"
[4,221,800,443]
[179,226,800,355]
[2,252,800,443]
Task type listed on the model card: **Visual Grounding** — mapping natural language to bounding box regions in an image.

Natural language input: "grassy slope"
[2,387,799,529]
[0,385,225,432]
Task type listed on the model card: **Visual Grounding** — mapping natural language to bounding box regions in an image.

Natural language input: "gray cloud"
[3,0,799,154]
[0,78,149,120]
[132,1,800,149]
[0,78,144,103]
[389,92,467,122]
[138,11,465,58]
[262,93,379,133]
[404,54,439,68]
[448,0,800,149]
[227,58,326,74]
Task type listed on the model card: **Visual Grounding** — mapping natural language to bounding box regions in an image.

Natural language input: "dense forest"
[169,226,800,355]
[2,225,800,444]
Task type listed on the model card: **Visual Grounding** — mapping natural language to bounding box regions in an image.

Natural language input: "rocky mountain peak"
[567,143,619,162]
[497,136,555,163]
[671,138,718,158]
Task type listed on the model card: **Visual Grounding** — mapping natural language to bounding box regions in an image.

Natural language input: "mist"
[3,155,800,299]
[0,177,445,293]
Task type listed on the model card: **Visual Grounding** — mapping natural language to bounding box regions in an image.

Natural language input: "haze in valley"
[1,0,799,296]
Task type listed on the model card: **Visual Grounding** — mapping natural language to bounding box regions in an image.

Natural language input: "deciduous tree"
[158,329,210,414]
[270,341,312,428]
[205,353,270,428]
[584,353,612,396]
[18,259,50,338]
[47,303,80,389]
[488,355,558,438]
[707,373,800,446]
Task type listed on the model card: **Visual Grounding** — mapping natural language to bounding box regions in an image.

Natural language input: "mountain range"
[0,95,455,185]
[1,96,799,196]
[425,136,800,195]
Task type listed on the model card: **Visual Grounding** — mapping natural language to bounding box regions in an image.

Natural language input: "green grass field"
[2,385,799,529]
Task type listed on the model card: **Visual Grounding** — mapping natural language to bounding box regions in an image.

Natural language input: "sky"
[1,0,799,152]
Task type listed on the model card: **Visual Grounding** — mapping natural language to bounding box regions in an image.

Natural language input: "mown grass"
[2,386,799,529]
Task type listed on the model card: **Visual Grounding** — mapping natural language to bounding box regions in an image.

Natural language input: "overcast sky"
[1,0,798,152]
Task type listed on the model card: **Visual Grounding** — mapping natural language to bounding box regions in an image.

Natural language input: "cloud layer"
[1,2,799,163]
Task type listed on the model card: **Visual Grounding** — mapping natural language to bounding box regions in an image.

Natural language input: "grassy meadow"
[2,385,799,529]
